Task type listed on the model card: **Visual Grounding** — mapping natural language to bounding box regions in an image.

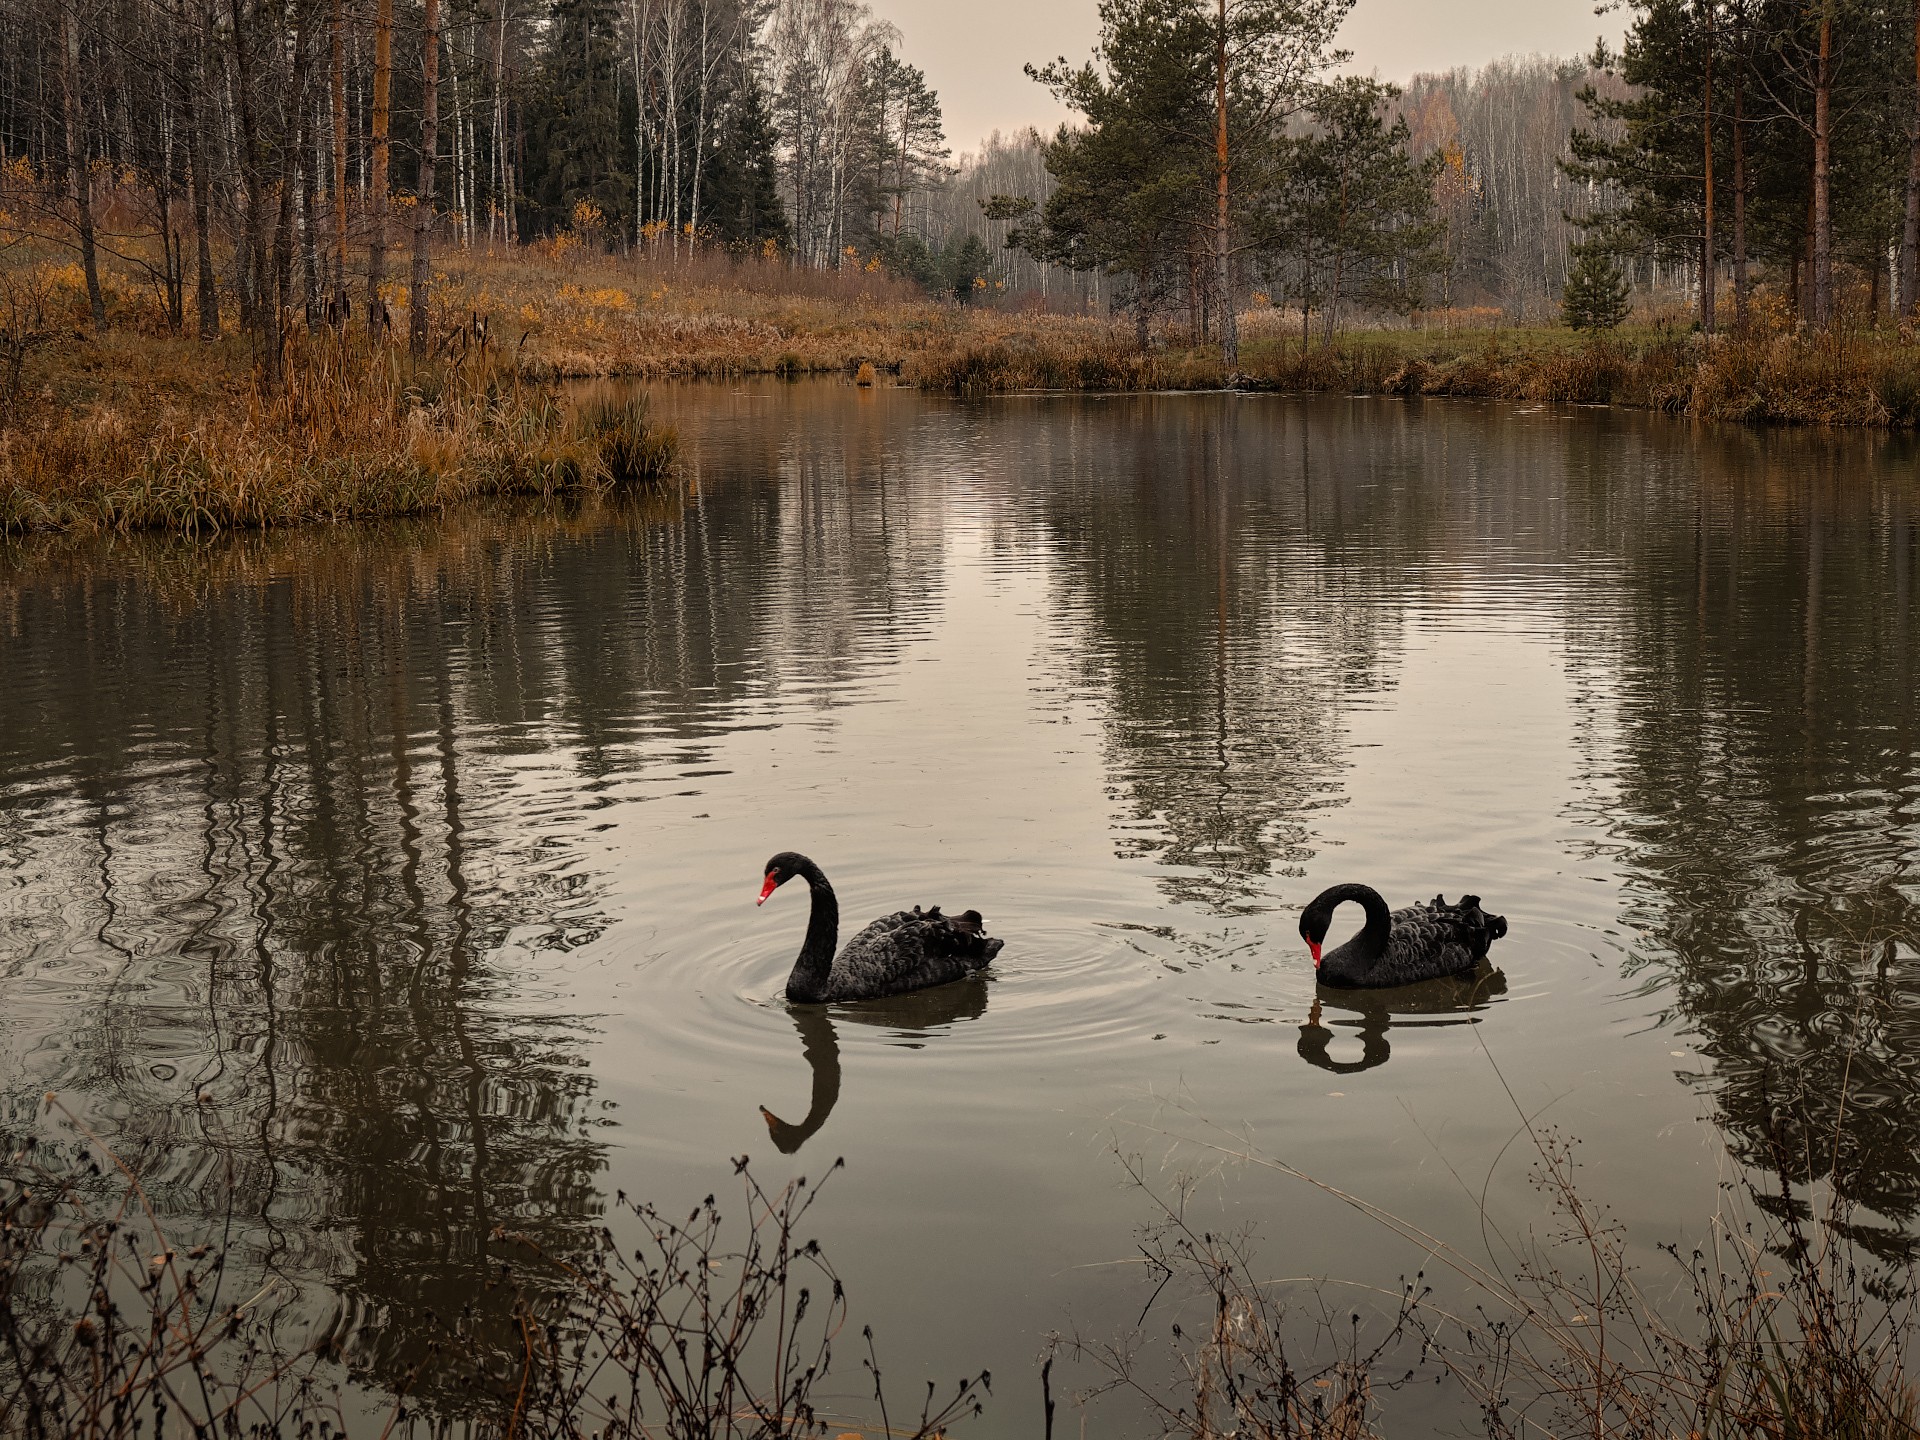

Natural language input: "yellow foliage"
[39,261,89,293]
[571,198,606,235]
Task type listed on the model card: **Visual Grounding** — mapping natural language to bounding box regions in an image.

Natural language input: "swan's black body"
[1299,883,1506,988]
[758,852,1004,1003]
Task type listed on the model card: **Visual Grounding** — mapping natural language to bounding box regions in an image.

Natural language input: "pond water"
[2,382,1917,1433]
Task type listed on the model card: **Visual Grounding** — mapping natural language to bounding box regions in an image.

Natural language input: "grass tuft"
[0,330,675,536]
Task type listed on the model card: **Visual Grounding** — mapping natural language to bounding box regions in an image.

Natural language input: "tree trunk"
[1811,7,1833,328]
[1732,28,1748,333]
[689,0,712,239]
[1323,173,1348,348]
[495,0,512,248]
[1701,0,1715,335]
[1901,0,1920,321]
[1214,0,1236,369]
[300,111,322,320]
[1300,232,1312,356]
[331,0,350,322]
[189,0,221,339]
[369,0,393,338]
[277,3,314,327]
[59,1,107,332]
[410,0,441,357]
[228,0,278,364]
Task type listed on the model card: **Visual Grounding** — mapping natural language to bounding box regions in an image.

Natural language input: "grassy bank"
[10,243,1920,537]
[1,326,676,535]
[919,311,1920,428]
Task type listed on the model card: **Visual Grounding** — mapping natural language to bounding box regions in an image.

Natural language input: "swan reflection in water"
[759,976,991,1152]
[1297,966,1508,1075]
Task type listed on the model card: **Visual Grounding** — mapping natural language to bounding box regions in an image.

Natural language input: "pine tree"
[1266,77,1443,347]
[1016,0,1215,344]
[857,49,950,244]
[1561,243,1631,330]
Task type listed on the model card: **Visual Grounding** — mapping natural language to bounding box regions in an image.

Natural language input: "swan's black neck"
[1309,883,1392,986]
[784,857,839,1004]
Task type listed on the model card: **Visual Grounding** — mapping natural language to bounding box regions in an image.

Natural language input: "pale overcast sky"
[863,0,1624,158]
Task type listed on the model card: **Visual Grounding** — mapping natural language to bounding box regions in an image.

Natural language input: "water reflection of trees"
[1004,397,1625,917]
[0,430,951,1409]
[1563,425,1920,1239]
[992,392,1920,1234]
[995,397,1416,914]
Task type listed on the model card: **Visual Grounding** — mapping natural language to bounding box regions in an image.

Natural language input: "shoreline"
[7,252,1920,537]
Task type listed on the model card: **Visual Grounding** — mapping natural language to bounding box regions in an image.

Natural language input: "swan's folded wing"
[827,906,1001,1001]
[1373,897,1498,985]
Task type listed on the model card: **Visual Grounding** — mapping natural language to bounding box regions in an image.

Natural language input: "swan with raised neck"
[758,851,1003,1004]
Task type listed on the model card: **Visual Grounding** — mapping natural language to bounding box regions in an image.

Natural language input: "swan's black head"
[757,851,812,906]
[1298,897,1330,969]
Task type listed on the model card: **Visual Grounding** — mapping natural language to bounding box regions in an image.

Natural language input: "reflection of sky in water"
[0,386,1916,1428]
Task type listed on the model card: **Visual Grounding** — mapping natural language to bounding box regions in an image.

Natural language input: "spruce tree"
[1561,243,1631,331]
[703,73,791,251]
[524,0,631,238]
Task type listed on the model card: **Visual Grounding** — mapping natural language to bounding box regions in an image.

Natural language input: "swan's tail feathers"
[1449,894,1509,948]
[950,910,1003,968]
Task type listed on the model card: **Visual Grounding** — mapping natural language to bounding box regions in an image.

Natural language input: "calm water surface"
[2,384,1917,1430]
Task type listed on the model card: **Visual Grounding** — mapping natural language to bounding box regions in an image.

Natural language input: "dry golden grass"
[1,327,675,536]
[12,239,1920,537]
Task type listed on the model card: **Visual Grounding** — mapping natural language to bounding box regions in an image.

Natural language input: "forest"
[10,0,1920,535]
[9,0,1920,356]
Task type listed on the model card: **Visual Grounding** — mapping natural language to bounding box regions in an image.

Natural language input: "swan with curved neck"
[757,851,1003,1003]
[1298,882,1506,988]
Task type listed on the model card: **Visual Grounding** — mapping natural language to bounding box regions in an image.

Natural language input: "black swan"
[757,851,1004,1003]
[1298,883,1507,988]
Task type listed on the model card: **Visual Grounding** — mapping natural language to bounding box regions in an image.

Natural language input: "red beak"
[1308,940,1322,969]
[756,872,779,906]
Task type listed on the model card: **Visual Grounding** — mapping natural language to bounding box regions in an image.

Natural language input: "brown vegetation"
[11,238,1920,539]
[1083,1049,1920,1440]
[0,1115,985,1439]
[0,283,677,535]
